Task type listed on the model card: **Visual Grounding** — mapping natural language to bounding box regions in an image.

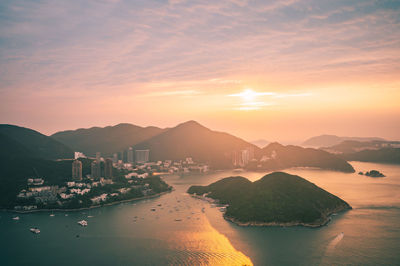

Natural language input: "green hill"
[52,123,164,156]
[188,172,351,227]
[0,124,73,160]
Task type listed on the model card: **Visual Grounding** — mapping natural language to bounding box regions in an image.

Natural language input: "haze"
[0,0,399,142]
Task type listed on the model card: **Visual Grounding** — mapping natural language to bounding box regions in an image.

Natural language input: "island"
[361,170,385,177]
[187,172,351,227]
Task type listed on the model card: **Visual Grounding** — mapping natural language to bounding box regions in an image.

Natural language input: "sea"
[1,161,399,265]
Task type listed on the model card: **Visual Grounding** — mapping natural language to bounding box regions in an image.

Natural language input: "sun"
[240,89,258,101]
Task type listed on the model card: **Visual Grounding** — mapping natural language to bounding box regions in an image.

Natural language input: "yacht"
[12,216,20,220]
[77,220,88,227]
[49,214,55,217]
[30,228,40,234]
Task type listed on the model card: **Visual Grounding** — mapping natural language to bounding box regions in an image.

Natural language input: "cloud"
[142,90,201,97]
[0,0,399,126]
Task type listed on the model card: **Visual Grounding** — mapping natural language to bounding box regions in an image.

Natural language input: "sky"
[0,0,399,143]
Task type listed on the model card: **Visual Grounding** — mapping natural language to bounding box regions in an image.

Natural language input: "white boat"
[49,214,55,217]
[12,216,20,220]
[77,220,88,227]
[30,228,40,234]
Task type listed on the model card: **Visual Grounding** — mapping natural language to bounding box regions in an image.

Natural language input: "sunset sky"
[1,0,399,143]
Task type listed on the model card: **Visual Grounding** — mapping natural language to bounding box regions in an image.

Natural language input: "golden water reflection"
[165,214,253,265]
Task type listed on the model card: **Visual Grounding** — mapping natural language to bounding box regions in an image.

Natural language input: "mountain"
[0,124,73,160]
[133,120,259,168]
[250,139,269,148]
[321,140,400,154]
[0,132,31,158]
[188,172,351,227]
[302,134,385,148]
[340,148,400,164]
[247,142,355,173]
[52,123,165,156]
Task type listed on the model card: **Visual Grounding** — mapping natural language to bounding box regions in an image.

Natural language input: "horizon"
[2,120,398,145]
[0,0,399,142]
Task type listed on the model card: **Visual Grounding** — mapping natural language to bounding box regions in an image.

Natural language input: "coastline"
[2,189,172,214]
[189,194,351,228]
[223,205,352,228]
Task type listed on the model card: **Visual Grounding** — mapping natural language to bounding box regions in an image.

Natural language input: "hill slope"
[52,123,165,156]
[248,142,355,172]
[0,157,93,208]
[0,124,73,160]
[340,148,400,164]
[134,120,259,168]
[303,134,385,148]
[188,172,351,227]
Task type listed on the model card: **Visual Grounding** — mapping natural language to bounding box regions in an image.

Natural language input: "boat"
[77,220,88,227]
[30,228,40,234]
[174,219,182,222]
[50,214,55,217]
[12,216,20,220]
[201,207,205,213]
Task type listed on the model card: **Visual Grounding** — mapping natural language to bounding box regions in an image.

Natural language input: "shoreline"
[1,189,172,214]
[189,194,351,228]
[223,205,352,228]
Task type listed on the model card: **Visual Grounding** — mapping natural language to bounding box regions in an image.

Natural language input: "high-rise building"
[104,158,113,179]
[91,161,101,179]
[72,160,82,180]
[112,153,118,163]
[122,150,127,163]
[96,152,101,163]
[127,147,134,163]
[241,149,250,166]
[135,149,150,163]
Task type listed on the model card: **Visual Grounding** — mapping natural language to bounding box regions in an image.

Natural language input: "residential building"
[91,160,101,179]
[96,152,101,163]
[113,153,118,163]
[104,158,113,179]
[74,152,86,159]
[127,147,134,163]
[72,160,83,180]
[135,149,150,163]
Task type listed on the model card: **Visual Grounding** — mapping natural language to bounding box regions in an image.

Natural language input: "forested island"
[188,172,351,227]
[359,170,385,177]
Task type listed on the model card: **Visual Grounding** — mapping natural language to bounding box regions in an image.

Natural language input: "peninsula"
[188,172,351,227]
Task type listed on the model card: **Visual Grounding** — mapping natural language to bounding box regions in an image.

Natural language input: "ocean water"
[1,161,399,265]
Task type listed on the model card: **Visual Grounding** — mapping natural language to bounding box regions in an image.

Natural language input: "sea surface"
[1,161,400,265]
